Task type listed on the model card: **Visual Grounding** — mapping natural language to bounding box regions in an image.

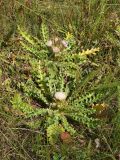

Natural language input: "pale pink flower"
[61,40,68,48]
[52,46,60,53]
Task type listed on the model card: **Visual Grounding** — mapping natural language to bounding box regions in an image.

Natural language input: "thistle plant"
[12,23,102,144]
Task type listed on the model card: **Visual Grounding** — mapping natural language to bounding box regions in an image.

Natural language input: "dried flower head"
[54,92,67,101]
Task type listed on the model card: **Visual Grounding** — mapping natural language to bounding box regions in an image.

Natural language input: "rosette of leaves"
[13,24,101,144]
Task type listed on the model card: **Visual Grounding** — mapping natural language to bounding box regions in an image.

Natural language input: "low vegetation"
[0,0,120,159]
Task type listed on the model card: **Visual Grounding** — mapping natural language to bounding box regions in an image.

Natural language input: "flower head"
[46,40,52,47]
[54,92,67,101]
[61,40,68,48]
[52,46,60,53]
